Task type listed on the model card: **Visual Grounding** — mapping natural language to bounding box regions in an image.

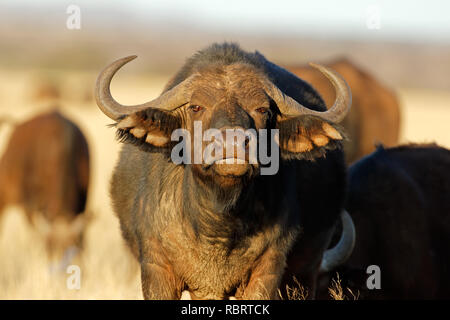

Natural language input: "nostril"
[232,135,249,149]
[220,128,251,150]
[244,136,250,148]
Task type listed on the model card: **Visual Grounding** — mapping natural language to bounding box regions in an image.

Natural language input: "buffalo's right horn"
[263,63,352,123]
[95,55,193,121]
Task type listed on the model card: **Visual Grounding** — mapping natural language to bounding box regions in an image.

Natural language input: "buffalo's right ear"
[276,115,346,161]
[114,108,181,150]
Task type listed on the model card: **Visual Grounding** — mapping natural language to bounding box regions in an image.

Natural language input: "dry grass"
[278,277,309,300]
[0,206,142,299]
[328,274,359,301]
[0,68,449,299]
[277,275,359,300]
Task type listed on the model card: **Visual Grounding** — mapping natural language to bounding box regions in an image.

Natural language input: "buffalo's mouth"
[202,153,256,177]
[212,157,251,177]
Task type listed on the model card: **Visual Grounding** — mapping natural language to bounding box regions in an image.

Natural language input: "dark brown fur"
[109,43,347,299]
[0,111,90,256]
[320,143,450,299]
[287,59,401,164]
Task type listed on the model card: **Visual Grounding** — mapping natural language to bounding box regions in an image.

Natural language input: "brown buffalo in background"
[0,111,90,258]
[287,59,401,164]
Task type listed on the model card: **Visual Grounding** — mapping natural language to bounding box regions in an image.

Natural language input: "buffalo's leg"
[140,260,181,300]
[282,228,334,299]
[240,248,286,300]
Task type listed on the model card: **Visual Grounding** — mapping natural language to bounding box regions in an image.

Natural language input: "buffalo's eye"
[189,105,203,112]
[255,107,269,114]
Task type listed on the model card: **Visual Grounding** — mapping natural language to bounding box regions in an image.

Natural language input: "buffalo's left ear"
[114,108,181,150]
[276,115,346,160]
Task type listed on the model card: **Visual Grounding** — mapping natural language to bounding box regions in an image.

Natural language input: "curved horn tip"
[122,55,138,62]
[319,210,356,273]
[111,55,138,67]
[107,55,138,68]
[308,62,321,69]
[308,62,331,74]
[308,62,339,76]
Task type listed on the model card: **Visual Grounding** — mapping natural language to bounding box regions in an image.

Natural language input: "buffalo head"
[95,55,351,188]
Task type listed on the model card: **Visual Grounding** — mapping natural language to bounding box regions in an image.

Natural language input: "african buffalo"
[0,111,90,257]
[287,59,401,164]
[96,43,355,299]
[321,143,450,299]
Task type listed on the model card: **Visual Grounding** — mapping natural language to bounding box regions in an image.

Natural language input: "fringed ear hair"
[114,109,181,152]
[277,115,346,161]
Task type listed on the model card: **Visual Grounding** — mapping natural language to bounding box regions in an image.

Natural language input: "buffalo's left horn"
[263,63,352,123]
[319,210,356,273]
[95,55,193,121]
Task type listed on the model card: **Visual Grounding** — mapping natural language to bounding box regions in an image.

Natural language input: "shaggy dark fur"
[108,43,347,299]
[319,143,450,299]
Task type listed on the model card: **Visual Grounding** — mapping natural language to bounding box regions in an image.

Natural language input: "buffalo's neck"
[181,168,259,243]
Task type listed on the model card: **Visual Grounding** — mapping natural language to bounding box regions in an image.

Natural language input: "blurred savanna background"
[0,0,449,299]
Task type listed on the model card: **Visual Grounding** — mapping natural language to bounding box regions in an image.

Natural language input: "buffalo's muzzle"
[204,127,254,177]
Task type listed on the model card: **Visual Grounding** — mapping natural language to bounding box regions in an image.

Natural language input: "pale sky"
[3,0,450,43]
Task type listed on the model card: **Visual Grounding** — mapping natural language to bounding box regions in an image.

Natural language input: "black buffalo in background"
[319,143,450,299]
